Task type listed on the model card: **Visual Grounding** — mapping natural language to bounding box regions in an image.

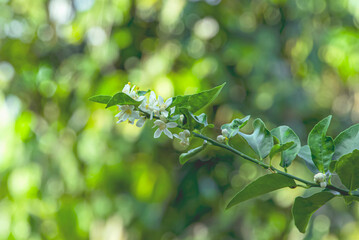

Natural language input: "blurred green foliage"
[1,0,359,239]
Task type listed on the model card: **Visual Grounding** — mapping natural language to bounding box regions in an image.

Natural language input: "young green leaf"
[138,89,150,96]
[226,173,296,209]
[308,116,334,173]
[89,95,112,104]
[179,108,209,131]
[333,124,359,160]
[298,145,319,173]
[171,83,225,113]
[238,118,273,160]
[106,92,142,108]
[335,149,359,191]
[221,115,250,138]
[292,191,336,233]
[271,126,301,168]
[179,142,208,165]
[269,142,294,160]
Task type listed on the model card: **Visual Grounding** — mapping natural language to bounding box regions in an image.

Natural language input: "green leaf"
[343,195,359,205]
[221,115,250,138]
[335,149,359,191]
[238,118,273,160]
[269,142,294,160]
[308,116,334,173]
[171,83,225,113]
[179,108,209,131]
[89,95,112,104]
[106,92,142,108]
[292,191,336,233]
[271,126,301,168]
[298,145,319,173]
[138,89,150,96]
[333,124,359,160]
[226,173,296,209]
[179,142,208,165]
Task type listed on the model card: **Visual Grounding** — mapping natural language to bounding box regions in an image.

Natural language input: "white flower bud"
[221,129,229,137]
[217,135,226,143]
[320,182,327,188]
[179,114,184,123]
[314,173,326,183]
[183,130,191,137]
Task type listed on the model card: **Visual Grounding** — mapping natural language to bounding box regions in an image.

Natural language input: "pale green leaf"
[298,145,319,173]
[106,92,141,108]
[226,174,296,209]
[89,95,112,104]
[179,142,208,165]
[335,149,359,191]
[221,115,250,138]
[333,124,359,160]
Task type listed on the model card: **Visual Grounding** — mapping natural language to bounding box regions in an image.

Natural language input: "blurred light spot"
[192,57,218,79]
[49,0,74,25]
[160,0,185,27]
[0,61,15,83]
[322,45,345,67]
[332,95,352,116]
[187,38,205,58]
[4,20,24,38]
[199,177,219,200]
[264,7,281,25]
[313,215,330,233]
[255,92,273,110]
[68,108,89,131]
[74,0,95,12]
[8,165,41,198]
[124,57,139,71]
[193,223,208,239]
[119,122,142,142]
[5,95,21,121]
[39,80,57,97]
[87,27,107,46]
[0,209,10,239]
[238,12,257,32]
[154,77,174,99]
[113,29,132,49]
[37,24,54,42]
[194,17,219,40]
[12,220,30,239]
[41,220,58,238]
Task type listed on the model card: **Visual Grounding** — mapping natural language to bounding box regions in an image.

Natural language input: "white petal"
[166,122,178,128]
[163,128,173,139]
[165,98,172,107]
[136,118,145,127]
[158,96,164,105]
[154,129,162,138]
[154,120,164,126]
[161,111,169,118]
[173,134,180,139]
[170,106,176,115]
[137,96,145,101]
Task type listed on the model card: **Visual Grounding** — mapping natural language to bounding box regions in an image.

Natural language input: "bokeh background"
[1,0,359,239]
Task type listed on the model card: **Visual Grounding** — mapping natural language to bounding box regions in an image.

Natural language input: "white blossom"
[153,120,177,139]
[217,135,226,143]
[320,182,327,188]
[139,91,158,119]
[174,130,191,147]
[122,82,145,101]
[115,105,140,124]
[136,116,146,127]
[157,96,172,117]
[314,173,326,183]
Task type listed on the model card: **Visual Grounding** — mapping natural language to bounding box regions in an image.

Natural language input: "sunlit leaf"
[308,116,334,173]
[271,126,301,168]
[292,191,336,233]
[89,95,112,104]
[333,124,359,160]
[171,83,225,113]
[238,118,273,160]
[226,173,296,209]
[335,149,359,191]
[106,92,141,108]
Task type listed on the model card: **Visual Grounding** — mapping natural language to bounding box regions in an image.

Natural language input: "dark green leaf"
[292,191,336,233]
[271,126,301,168]
[333,124,359,160]
[329,161,337,172]
[343,195,359,205]
[179,142,208,165]
[298,145,319,173]
[308,116,334,173]
[89,95,112,104]
[226,173,296,209]
[138,89,151,96]
[238,118,273,160]
[335,149,359,191]
[269,142,294,160]
[221,115,250,138]
[171,83,225,113]
[106,92,142,108]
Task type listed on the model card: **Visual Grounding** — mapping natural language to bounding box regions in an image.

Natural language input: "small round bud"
[179,114,184,123]
[320,182,327,188]
[183,130,191,137]
[314,173,326,183]
[217,135,226,143]
[221,129,229,137]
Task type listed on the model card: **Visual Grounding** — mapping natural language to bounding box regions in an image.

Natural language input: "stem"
[192,132,355,197]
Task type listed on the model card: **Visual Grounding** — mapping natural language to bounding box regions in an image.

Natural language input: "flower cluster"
[217,129,229,143]
[314,173,327,188]
[115,82,191,147]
